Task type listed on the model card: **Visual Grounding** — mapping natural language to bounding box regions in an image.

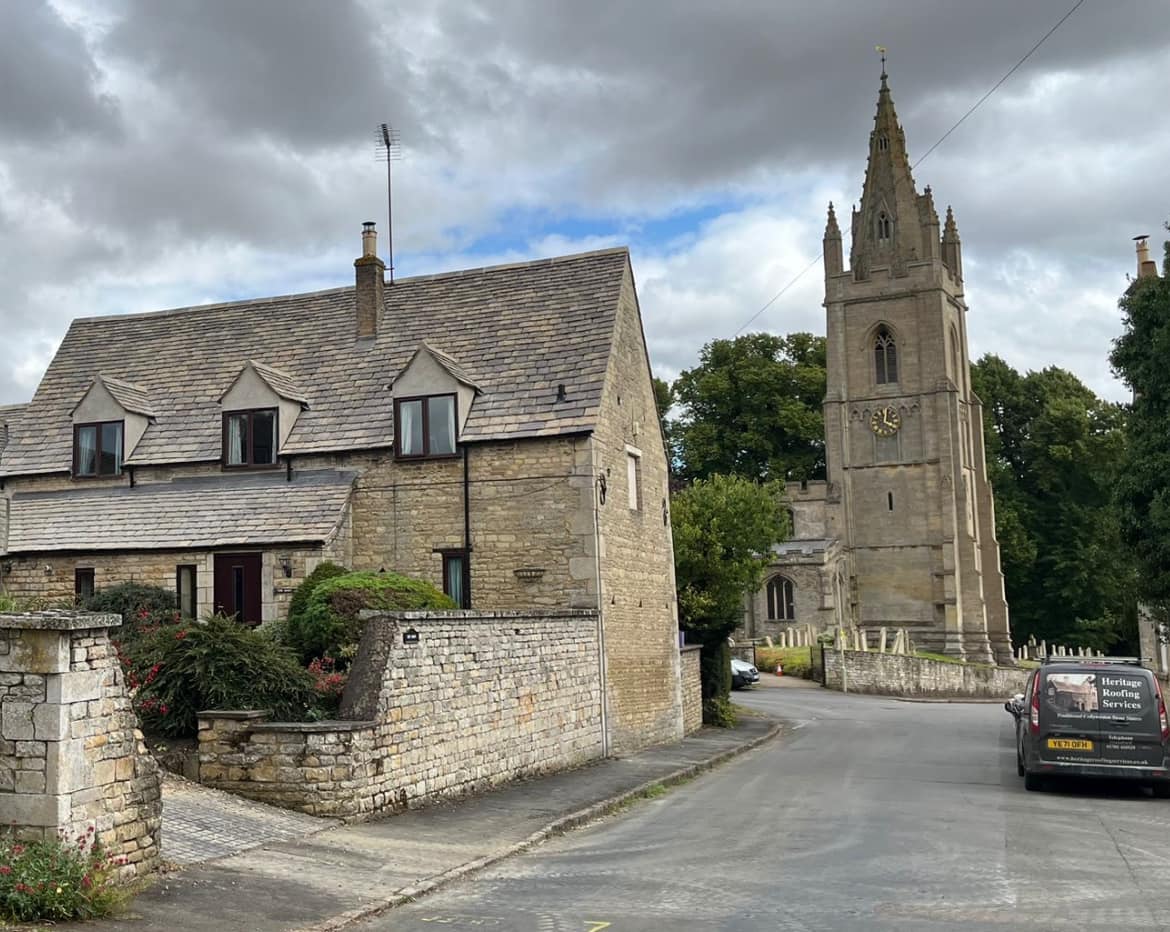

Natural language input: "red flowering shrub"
[308,656,348,715]
[0,828,129,921]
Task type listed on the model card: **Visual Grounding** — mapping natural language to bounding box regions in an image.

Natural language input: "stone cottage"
[0,226,683,753]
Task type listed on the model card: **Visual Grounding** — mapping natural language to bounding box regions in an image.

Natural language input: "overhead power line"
[733,0,1085,336]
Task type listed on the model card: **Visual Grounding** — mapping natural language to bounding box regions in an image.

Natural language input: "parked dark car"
[731,657,760,689]
[1005,657,1170,796]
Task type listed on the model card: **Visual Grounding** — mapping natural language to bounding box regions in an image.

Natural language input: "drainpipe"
[462,444,472,607]
[593,458,610,757]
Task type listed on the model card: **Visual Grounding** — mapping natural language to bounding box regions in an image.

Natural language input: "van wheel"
[1024,772,1043,792]
[1152,783,1170,799]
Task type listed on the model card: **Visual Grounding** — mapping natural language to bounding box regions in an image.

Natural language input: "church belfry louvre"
[743,68,1013,664]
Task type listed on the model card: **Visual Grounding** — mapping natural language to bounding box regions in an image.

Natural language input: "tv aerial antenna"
[376,123,402,283]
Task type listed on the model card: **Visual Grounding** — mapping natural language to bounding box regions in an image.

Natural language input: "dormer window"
[74,420,123,477]
[223,409,278,467]
[395,395,456,458]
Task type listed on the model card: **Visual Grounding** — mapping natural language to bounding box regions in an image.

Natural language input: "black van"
[1006,658,1170,796]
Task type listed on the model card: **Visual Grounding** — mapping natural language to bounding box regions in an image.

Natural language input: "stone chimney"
[355,221,385,339]
[1135,235,1159,280]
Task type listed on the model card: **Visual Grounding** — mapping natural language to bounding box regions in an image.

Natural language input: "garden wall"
[823,648,1031,698]
[681,646,702,735]
[0,611,161,880]
[198,609,605,818]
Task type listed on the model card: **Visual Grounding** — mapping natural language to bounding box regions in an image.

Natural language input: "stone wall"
[592,268,683,754]
[0,611,161,880]
[198,609,605,819]
[822,648,1030,698]
[1,545,331,623]
[681,646,702,735]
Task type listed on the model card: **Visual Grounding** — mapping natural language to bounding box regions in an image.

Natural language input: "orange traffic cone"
[776,664,784,677]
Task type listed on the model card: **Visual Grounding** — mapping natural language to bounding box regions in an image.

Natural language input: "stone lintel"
[0,611,121,632]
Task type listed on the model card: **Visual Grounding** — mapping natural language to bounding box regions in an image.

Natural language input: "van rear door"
[1038,669,1101,764]
[1096,670,1163,768]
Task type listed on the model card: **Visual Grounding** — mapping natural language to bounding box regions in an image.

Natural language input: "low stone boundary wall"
[681,646,702,735]
[0,611,161,880]
[198,609,605,819]
[823,648,1031,698]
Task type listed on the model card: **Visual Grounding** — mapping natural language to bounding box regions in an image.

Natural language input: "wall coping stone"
[0,610,121,631]
[359,609,599,622]
[198,709,272,721]
[251,720,377,734]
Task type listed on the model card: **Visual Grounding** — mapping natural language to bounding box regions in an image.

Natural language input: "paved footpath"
[60,714,778,932]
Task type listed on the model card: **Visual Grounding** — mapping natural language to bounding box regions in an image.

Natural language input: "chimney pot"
[362,221,378,259]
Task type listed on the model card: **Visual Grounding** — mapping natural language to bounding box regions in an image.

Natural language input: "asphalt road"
[358,683,1170,931]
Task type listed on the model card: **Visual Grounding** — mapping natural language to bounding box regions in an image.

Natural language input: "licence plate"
[1048,738,1093,751]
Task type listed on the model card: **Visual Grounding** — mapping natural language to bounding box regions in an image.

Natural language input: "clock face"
[870,405,901,437]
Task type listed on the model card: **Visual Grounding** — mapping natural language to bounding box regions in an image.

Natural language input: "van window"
[1041,669,1151,716]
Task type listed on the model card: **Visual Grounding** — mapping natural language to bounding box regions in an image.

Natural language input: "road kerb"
[297,719,786,932]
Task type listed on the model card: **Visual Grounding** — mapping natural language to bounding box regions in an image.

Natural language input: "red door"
[213,553,263,625]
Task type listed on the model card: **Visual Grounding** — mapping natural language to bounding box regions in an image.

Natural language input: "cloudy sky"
[1,0,1167,406]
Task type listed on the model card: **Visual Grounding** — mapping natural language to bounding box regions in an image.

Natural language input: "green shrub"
[83,583,179,640]
[702,696,739,728]
[288,571,456,664]
[288,561,349,624]
[0,594,20,613]
[131,614,319,737]
[755,646,813,678]
[0,829,129,922]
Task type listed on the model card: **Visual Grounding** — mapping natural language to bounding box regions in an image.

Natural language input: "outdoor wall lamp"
[280,558,293,578]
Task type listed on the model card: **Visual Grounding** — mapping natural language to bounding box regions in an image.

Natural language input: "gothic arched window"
[766,576,796,621]
[877,212,892,241]
[878,135,889,151]
[875,326,898,384]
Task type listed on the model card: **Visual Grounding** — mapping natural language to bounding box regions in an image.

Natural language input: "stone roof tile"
[0,248,629,476]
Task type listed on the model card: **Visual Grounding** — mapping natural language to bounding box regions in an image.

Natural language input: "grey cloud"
[0,1,119,140]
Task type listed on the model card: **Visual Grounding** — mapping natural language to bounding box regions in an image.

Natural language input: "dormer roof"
[72,375,157,419]
[219,361,310,408]
[392,342,482,392]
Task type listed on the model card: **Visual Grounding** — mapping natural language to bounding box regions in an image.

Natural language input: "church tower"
[822,67,1012,663]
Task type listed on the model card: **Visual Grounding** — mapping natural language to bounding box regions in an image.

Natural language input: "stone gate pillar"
[0,611,161,879]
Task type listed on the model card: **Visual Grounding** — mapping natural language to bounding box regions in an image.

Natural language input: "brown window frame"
[394,394,459,460]
[73,420,124,478]
[222,408,280,469]
[176,564,198,619]
[438,548,470,608]
[74,567,95,604]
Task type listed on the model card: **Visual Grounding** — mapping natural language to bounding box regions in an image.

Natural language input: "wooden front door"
[213,553,263,625]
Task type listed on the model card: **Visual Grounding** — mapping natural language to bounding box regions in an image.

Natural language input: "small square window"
[74,568,95,603]
[396,395,457,459]
[74,421,123,477]
[223,409,279,467]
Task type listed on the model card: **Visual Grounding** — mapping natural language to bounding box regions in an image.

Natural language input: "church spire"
[824,201,843,276]
[850,67,929,278]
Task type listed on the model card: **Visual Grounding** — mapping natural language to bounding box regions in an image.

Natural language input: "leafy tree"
[671,333,826,484]
[1111,230,1170,611]
[972,355,1136,651]
[672,475,789,719]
